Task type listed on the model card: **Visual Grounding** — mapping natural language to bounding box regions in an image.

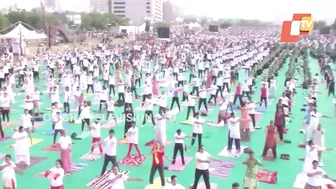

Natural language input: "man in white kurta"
[155,112,167,147]
[307,109,322,142]
[12,128,30,166]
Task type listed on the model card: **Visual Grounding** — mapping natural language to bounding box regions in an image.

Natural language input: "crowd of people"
[0,26,335,189]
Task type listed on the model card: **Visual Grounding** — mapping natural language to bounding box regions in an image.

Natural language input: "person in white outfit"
[303,140,333,173]
[12,126,30,166]
[0,154,23,189]
[312,124,325,165]
[107,166,142,189]
[305,160,335,189]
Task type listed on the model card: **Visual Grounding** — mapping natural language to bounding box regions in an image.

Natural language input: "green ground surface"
[0,56,336,189]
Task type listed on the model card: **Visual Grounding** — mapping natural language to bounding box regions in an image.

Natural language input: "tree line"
[0,9,131,32]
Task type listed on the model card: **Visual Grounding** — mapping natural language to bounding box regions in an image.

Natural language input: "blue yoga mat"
[42,125,69,136]
[73,131,90,140]
[257,105,267,112]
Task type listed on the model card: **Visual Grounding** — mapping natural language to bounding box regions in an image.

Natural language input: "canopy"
[188,22,201,28]
[0,22,47,40]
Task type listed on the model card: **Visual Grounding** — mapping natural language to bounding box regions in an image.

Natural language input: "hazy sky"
[3,0,336,23]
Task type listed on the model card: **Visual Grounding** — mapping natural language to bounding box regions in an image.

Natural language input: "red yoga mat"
[257,169,277,184]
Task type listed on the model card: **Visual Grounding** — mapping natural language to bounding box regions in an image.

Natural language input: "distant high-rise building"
[163,1,173,23]
[109,0,162,25]
[44,0,62,11]
[90,0,109,13]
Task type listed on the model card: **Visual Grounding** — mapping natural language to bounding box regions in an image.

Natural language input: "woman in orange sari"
[239,102,251,140]
[262,121,277,159]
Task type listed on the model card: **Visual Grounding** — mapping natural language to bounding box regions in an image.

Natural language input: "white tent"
[0,22,47,40]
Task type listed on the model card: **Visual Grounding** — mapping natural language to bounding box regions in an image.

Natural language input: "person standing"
[100,129,118,176]
[63,86,71,114]
[1,154,23,189]
[172,129,188,165]
[79,101,91,133]
[190,145,220,189]
[58,130,72,174]
[125,121,141,157]
[44,159,65,189]
[274,107,286,143]
[191,113,204,149]
[261,121,277,159]
[52,112,63,144]
[185,95,196,120]
[149,142,168,187]
[227,112,241,151]
[312,124,325,163]
[260,83,268,108]
[20,109,33,144]
[12,126,30,167]
[88,118,103,155]
[155,109,167,147]
[142,94,155,127]
[106,96,117,122]
[124,105,134,137]
[170,85,181,111]
[242,152,263,189]
[305,160,335,189]
[198,86,208,112]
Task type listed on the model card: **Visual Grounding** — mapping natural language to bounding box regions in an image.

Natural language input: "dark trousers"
[109,84,115,96]
[249,114,256,128]
[242,91,250,98]
[198,98,208,111]
[276,125,284,141]
[191,133,202,149]
[191,86,199,95]
[262,146,277,158]
[233,94,243,105]
[118,93,125,103]
[106,111,116,120]
[149,165,165,186]
[131,86,138,97]
[63,102,70,113]
[142,110,155,125]
[208,94,216,104]
[260,97,267,107]
[227,133,241,150]
[0,121,4,138]
[172,143,185,164]
[192,169,210,189]
[81,118,90,131]
[86,84,94,93]
[215,86,223,98]
[53,129,62,144]
[99,100,107,111]
[1,109,10,122]
[170,97,181,110]
[100,154,118,175]
[186,106,196,119]
[223,82,229,91]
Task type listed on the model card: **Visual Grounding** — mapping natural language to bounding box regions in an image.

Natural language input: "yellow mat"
[181,118,193,125]
[9,138,43,148]
[144,177,168,189]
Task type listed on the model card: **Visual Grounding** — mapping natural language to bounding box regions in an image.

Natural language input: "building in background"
[90,0,109,13]
[44,0,62,11]
[163,1,173,23]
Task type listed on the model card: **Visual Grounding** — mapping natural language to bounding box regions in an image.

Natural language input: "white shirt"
[21,114,32,128]
[199,90,206,99]
[48,167,65,187]
[280,96,289,106]
[174,133,186,144]
[107,100,115,111]
[118,84,125,93]
[63,91,71,103]
[188,97,196,106]
[247,102,256,114]
[126,127,138,144]
[107,173,128,189]
[192,117,204,134]
[309,112,322,128]
[228,117,240,139]
[0,96,11,107]
[195,151,211,170]
[24,100,33,110]
[58,136,72,150]
[145,99,153,110]
[104,136,117,156]
[125,92,132,104]
[306,167,326,186]
[90,122,101,138]
[80,106,91,119]
[1,161,16,186]
[53,116,63,130]
[31,91,40,101]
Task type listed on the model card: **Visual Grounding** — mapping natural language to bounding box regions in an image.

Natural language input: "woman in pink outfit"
[58,130,72,173]
[152,75,159,96]
[239,102,251,140]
